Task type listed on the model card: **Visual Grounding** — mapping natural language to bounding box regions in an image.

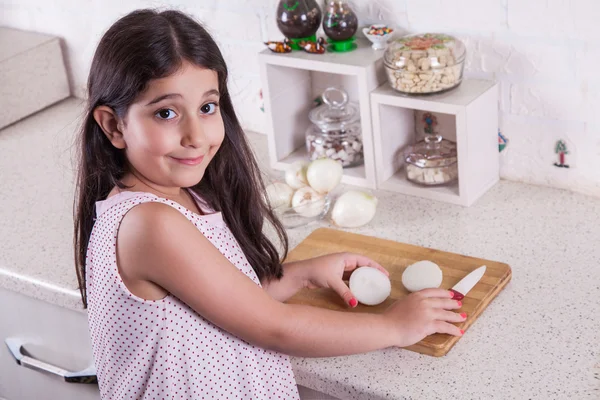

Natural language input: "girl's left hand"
[303,252,389,308]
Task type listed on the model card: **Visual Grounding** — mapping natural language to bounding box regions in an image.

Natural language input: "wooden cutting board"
[284,228,512,357]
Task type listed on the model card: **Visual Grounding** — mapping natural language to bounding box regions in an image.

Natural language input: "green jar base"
[288,35,317,50]
[326,37,357,52]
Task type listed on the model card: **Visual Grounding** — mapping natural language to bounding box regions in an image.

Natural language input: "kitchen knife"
[449,265,486,301]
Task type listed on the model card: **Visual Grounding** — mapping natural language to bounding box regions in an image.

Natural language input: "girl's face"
[117,61,225,193]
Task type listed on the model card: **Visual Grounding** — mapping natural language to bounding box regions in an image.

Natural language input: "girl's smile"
[170,155,205,165]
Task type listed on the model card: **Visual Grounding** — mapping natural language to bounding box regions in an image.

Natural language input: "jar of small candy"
[306,87,363,168]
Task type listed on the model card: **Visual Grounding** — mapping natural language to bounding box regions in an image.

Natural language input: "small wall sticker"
[422,112,438,135]
[498,130,508,153]
[259,89,264,113]
[554,139,570,168]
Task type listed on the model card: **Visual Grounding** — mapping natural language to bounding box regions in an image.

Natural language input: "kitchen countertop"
[1,98,598,399]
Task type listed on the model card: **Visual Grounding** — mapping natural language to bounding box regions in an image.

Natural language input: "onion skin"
[285,161,309,189]
[265,182,294,208]
[306,158,343,194]
[331,190,378,228]
[291,186,326,218]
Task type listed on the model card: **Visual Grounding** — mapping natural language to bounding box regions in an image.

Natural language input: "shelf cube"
[258,39,386,189]
[371,80,499,206]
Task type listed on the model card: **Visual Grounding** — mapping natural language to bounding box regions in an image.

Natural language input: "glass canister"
[403,133,458,186]
[306,87,363,168]
[322,1,358,52]
[276,0,322,49]
[383,33,466,95]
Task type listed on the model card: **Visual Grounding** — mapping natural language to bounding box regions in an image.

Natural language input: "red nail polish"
[457,300,462,307]
[449,290,455,298]
[460,329,464,335]
[349,298,358,307]
[460,313,467,319]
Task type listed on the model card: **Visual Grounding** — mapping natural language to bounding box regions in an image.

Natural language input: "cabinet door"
[0,288,100,400]
[298,385,340,399]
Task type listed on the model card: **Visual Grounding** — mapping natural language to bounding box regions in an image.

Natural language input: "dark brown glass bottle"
[322,1,358,42]
[276,0,322,39]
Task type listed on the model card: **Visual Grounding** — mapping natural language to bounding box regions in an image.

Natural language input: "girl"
[74,9,465,400]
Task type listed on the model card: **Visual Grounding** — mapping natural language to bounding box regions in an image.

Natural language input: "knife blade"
[449,265,486,301]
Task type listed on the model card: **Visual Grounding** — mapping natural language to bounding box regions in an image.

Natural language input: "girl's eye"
[200,103,218,115]
[155,109,177,120]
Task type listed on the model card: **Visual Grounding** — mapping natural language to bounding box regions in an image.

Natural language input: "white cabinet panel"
[298,385,340,399]
[0,288,100,400]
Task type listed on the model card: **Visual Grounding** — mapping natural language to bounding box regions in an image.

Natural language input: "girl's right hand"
[383,288,466,348]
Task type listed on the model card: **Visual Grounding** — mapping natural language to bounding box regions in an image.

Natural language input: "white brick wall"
[510,83,587,121]
[406,0,507,32]
[507,0,600,41]
[1,0,598,197]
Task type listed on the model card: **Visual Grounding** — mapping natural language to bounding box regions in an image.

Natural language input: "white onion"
[306,158,343,194]
[291,186,326,218]
[349,267,391,306]
[285,161,309,189]
[265,182,294,209]
[331,190,378,228]
[401,260,443,292]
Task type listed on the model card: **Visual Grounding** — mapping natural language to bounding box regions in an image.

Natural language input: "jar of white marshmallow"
[305,87,364,168]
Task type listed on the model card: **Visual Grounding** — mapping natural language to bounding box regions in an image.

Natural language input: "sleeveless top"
[85,190,299,399]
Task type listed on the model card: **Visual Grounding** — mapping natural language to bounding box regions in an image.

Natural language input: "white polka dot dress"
[86,191,300,400]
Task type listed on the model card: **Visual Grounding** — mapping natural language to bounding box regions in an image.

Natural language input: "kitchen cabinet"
[0,287,338,400]
[0,288,100,400]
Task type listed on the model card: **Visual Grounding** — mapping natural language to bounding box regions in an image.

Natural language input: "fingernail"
[449,290,455,298]
[457,300,462,307]
[460,313,467,319]
[349,298,358,307]
[460,329,464,335]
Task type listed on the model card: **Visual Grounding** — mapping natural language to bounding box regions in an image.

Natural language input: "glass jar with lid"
[384,33,466,95]
[322,1,359,52]
[306,87,363,168]
[276,0,322,49]
[403,133,458,186]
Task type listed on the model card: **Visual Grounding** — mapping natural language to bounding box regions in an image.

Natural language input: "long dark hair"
[74,9,288,308]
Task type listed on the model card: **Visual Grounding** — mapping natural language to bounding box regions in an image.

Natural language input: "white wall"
[1,0,599,197]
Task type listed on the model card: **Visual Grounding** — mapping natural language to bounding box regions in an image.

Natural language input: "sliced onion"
[401,260,443,292]
[349,267,391,306]
[306,158,343,194]
[331,190,378,228]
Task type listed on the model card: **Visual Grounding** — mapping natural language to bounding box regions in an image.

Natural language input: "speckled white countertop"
[1,98,599,399]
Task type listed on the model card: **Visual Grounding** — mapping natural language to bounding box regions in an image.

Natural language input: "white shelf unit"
[258,39,386,189]
[371,80,499,206]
